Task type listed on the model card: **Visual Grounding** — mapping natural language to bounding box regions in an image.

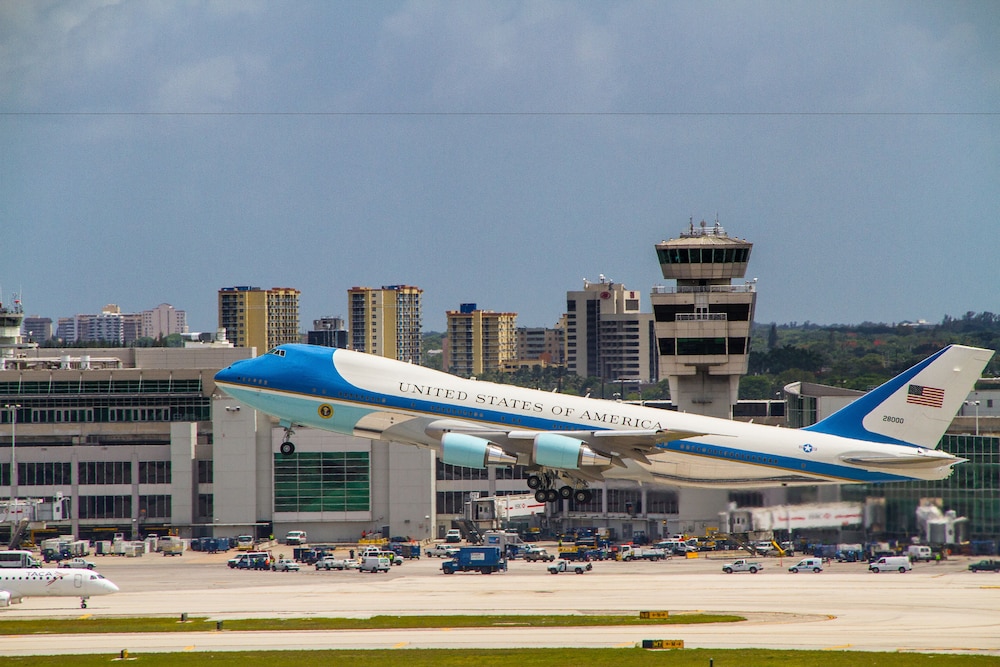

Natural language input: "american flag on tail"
[906,384,944,408]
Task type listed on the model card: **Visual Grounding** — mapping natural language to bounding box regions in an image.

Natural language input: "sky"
[2,1,998,334]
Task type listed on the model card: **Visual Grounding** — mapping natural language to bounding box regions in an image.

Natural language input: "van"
[284,530,308,546]
[359,556,391,573]
[788,557,824,573]
[869,556,912,573]
[906,545,933,562]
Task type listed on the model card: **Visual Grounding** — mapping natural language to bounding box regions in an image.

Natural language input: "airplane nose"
[104,580,120,594]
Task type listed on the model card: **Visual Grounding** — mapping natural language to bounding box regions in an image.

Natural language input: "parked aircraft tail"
[805,345,993,449]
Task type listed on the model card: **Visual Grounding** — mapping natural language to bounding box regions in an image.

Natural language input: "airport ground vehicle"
[315,556,355,570]
[159,536,184,556]
[906,545,933,562]
[271,558,300,572]
[229,552,271,570]
[235,535,255,551]
[388,543,421,559]
[788,557,824,573]
[618,544,668,561]
[0,550,41,568]
[869,556,912,573]
[548,559,593,574]
[359,556,391,573]
[968,559,1000,572]
[441,546,507,574]
[359,547,403,566]
[59,558,96,570]
[425,544,459,558]
[284,531,308,545]
[722,559,762,574]
[445,529,463,543]
[523,546,555,562]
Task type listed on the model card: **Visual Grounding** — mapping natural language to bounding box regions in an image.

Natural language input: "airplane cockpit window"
[266,348,286,357]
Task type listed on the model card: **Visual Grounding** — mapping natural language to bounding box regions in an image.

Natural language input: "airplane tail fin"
[805,345,993,448]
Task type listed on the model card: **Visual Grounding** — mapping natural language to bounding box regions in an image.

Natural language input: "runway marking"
[184,646,196,651]
[825,644,853,650]
[393,642,408,648]
[78,614,93,620]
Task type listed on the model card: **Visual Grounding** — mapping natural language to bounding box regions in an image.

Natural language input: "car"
[968,559,1000,572]
[548,559,593,574]
[271,558,300,572]
[59,558,96,570]
[284,530,307,545]
[315,556,356,570]
[445,529,463,543]
[425,544,460,558]
[523,546,555,562]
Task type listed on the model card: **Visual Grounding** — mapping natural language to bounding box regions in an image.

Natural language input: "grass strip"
[0,612,742,635]
[2,648,998,667]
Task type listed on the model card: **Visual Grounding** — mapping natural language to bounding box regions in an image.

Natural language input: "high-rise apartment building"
[515,325,565,366]
[348,285,422,363]
[650,219,756,418]
[565,276,656,383]
[142,303,187,340]
[307,316,349,349]
[445,304,517,377]
[218,286,300,355]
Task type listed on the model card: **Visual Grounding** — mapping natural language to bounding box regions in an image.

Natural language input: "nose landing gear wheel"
[279,441,295,455]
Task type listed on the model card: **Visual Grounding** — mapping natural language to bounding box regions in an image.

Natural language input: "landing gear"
[80,598,88,609]
[528,474,592,504]
[279,426,296,456]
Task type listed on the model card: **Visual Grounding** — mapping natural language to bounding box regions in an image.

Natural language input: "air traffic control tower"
[651,219,756,419]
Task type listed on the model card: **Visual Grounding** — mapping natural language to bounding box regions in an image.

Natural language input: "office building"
[20,316,52,344]
[141,304,187,340]
[515,325,565,366]
[307,316,349,349]
[348,285,422,363]
[564,276,656,384]
[444,304,517,377]
[218,286,300,355]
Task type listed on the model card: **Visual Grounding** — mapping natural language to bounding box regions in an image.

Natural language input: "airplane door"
[74,573,83,589]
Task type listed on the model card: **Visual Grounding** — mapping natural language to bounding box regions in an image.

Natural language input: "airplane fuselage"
[215,345,979,488]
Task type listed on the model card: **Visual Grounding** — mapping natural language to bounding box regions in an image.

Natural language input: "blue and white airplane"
[214,343,992,502]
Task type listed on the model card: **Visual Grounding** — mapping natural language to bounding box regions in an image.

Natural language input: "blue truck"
[441,546,507,574]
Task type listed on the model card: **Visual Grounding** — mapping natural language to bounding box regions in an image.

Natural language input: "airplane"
[214,343,993,501]
[0,568,119,609]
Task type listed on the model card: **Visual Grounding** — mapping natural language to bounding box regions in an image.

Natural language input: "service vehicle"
[445,529,463,543]
[235,535,255,551]
[618,544,668,561]
[229,552,271,570]
[722,559,763,574]
[425,544,460,558]
[271,558,301,572]
[159,536,184,556]
[59,558,96,570]
[905,545,933,562]
[441,546,507,575]
[869,556,912,573]
[0,550,41,569]
[548,559,593,574]
[315,556,355,570]
[359,547,403,566]
[968,559,1000,572]
[284,530,308,545]
[522,546,555,562]
[359,555,391,573]
[788,557,824,573]
[388,543,421,559]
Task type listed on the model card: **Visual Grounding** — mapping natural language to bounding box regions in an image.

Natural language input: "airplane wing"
[423,418,709,468]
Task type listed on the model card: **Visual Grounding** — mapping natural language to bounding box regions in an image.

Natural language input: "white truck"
[548,559,593,574]
[722,559,763,574]
[618,544,669,561]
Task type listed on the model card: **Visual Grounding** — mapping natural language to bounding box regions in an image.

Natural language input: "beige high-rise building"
[218,286,300,355]
[445,304,517,377]
[650,219,756,418]
[564,276,655,383]
[348,285,422,363]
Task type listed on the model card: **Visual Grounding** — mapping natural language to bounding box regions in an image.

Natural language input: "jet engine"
[533,433,611,469]
[0,591,10,607]
[440,433,517,469]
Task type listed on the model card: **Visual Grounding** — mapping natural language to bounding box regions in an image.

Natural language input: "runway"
[1,549,998,656]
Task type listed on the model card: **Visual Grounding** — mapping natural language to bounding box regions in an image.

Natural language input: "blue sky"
[2,1,998,333]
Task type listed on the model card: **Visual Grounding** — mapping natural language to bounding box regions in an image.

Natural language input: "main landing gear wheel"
[544,488,559,503]
[279,425,296,455]
[559,485,574,500]
[534,490,548,503]
[573,489,592,504]
[80,599,88,609]
[527,475,543,490]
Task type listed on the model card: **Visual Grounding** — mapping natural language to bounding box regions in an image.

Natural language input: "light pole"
[4,404,19,520]
[965,400,980,436]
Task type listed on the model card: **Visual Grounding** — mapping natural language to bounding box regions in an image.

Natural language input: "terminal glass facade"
[841,435,1000,539]
[273,452,370,512]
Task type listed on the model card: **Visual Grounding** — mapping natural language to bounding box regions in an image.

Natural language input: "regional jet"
[214,344,992,501]
[0,568,119,609]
